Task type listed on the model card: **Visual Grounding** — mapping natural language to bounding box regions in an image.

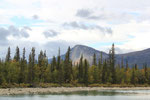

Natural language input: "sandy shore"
[1,87,150,95]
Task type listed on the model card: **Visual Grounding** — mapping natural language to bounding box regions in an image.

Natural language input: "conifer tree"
[144,63,149,83]
[56,48,63,84]
[102,60,107,83]
[28,47,35,84]
[38,50,44,82]
[51,56,56,72]
[84,59,88,86]
[92,53,97,66]
[57,48,61,70]
[121,56,124,68]
[64,46,72,83]
[110,43,116,84]
[19,48,26,83]
[98,52,103,69]
[31,48,35,83]
[14,46,20,62]
[125,60,129,71]
[131,67,135,85]
[78,55,83,83]
[28,53,32,83]
[38,50,44,68]
[5,47,11,62]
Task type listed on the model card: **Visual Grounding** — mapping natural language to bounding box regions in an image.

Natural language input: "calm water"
[1,90,150,100]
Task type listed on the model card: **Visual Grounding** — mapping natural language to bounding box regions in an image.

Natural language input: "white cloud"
[0,0,150,57]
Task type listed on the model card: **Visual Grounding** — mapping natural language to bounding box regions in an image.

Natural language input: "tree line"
[0,44,150,87]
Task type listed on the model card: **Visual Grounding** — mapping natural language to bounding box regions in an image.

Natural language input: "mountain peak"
[49,44,150,67]
[70,44,108,64]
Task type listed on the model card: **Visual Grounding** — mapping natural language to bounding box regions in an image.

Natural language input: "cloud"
[76,9,100,20]
[0,27,10,45]
[76,9,91,18]
[43,30,59,38]
[63,21,113,34]
[32,15,39,20]
[43,40,76,57]
[0,40,76,59]
[0,0,150,58]
[23,26,32,31]
[8,26,30,38]
[0,26,31,46]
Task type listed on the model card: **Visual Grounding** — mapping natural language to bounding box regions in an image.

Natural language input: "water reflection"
[50,89,150,96]
[1,90,150,100]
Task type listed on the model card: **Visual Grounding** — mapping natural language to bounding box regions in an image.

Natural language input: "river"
[0,89,150,100]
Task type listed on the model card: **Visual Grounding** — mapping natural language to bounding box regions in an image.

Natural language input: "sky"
[0,0,150,59]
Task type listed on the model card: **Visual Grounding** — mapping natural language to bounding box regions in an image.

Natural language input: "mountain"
[70,45,108,64]
[50,44,150,68]
[116,48,150,68]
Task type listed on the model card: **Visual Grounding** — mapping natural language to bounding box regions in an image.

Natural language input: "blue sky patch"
[88,42,125,48]
[10,16,44,27]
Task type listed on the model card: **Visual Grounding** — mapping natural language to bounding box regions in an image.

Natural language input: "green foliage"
[0,44,150,88]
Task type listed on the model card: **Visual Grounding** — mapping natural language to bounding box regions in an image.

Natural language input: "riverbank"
[1,87,150,95]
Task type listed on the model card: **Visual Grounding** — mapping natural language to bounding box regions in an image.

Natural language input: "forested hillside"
[0,44,150,87]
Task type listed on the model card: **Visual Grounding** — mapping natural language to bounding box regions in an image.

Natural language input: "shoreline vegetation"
[1,44,150,92]
[1,86,150,95]
[1,83,150,88]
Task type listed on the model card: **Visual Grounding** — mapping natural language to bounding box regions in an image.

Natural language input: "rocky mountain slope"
[51,44,150,68]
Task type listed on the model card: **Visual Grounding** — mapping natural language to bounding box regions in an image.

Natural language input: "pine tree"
[131,67,135,85]
[144,63,149,83]
[14,46,20,62]
[110,43,116,84]
[98,52,103,69]
[64,46,72,83]
[125,60,129,71]
[38,50,44,82]
[51,56,56,72]
[121,56,124,68]
[135,64,138,70]
[28,53,32,83]
[102,60,107,83]
[31,47,35,83]
[83,59,88,86]
[92,53,97,66]
[56,48,61,70]
[28,47,35,84]
[78,54,83,83]
[19,48,26,83]
[56,48,63,84]
[38,50,44,68]
[5,47,11,62]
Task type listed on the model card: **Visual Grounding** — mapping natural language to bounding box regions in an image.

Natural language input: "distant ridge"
[50,44,150,68]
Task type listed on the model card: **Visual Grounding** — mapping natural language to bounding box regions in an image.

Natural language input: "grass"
[0,83,150,88]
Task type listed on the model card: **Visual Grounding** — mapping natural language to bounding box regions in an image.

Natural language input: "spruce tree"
[84,59,88,86]
[121,56,124,68]
[98,52,103,69]
[51,56,56,72]
[102,60,107,83]
[131,67,135,85]
[144,63,149,83]
[19,48,26,83]
[109,43,116,84]
[14,46,20,62]
[64,46,72,83]
[5,47,11,62]
[125,60,129,71]
[28,53,32,83]
[78,55,83,83]
[92,53,97,66]
[38,50,44,82]
[28,47,35,84]
[57,48,61,70]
